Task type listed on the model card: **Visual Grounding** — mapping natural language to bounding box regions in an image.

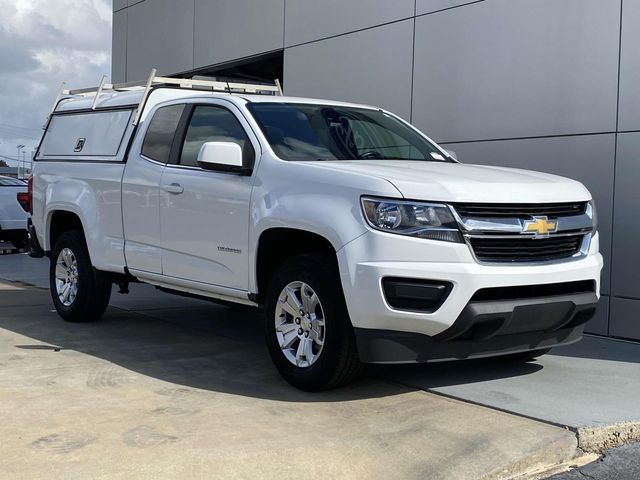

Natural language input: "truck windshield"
[246,103,451,162]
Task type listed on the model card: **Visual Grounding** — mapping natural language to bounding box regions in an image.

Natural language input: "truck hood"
[309,160,591,203]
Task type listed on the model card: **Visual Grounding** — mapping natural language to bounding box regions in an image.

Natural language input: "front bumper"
[337,230,603,362]
[355,291,597,363]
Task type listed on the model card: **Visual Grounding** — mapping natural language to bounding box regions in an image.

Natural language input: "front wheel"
[50,230,111,322]
[264,255,362,391]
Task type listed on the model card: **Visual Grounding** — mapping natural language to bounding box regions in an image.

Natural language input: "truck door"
[158,102,258,291]
[122,103,186,274]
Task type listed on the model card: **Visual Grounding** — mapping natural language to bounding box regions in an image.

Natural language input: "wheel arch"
[47,209,86,253]
[254,228,338,304]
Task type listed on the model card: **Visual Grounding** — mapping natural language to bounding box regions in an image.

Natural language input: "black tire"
[50,230,111,322]
[264,254,362,391]
[501,348,552,362]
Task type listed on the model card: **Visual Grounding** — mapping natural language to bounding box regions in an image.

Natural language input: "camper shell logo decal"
[74,138,86,152]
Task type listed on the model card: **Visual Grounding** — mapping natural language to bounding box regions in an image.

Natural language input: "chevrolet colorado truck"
[26,73,603,391]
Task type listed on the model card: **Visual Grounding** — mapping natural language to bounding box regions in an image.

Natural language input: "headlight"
[361,197,463,243]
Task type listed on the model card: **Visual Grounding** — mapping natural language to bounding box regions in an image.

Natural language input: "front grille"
[453,202,586,219]
[469,235,584,263]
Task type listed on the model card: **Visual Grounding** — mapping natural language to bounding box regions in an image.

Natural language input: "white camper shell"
[37,71,282,164]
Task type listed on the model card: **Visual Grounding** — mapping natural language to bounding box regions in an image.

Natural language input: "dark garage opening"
[175,50,284,87]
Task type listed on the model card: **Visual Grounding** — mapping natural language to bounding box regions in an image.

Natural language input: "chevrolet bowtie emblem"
[523,216,557,237]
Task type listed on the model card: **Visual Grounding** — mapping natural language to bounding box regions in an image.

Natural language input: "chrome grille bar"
[448,202,595,264]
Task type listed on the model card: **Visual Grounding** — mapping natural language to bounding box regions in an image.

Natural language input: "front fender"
[248,156,401,292]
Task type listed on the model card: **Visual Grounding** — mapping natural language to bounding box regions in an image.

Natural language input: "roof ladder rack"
[49,68,284,126]
[132,68,157,126]
[44,82,68,127]
[91,75,108,111]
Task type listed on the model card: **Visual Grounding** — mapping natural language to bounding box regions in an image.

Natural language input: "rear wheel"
[264,254,362,391]
[50,230,111,322]
[501,348,552,362]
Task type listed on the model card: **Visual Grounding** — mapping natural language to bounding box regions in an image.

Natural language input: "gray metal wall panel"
[113,0,127,11]
[112,10,127,84]
[618,0,640,132]
[412,0,620,143]
[126,0,194,81]
[611,132,640,299]
[112,0,629,341]
[610,297,640,340]
[416,0,482,15]
[194,0,284,68]
[284,20,414,119]
[284,0,414,46]
[585,295,609,336]
[441,134,614,295]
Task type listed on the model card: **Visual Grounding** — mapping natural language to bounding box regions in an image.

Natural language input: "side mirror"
[444,149,458,161]
[197,141,250,175]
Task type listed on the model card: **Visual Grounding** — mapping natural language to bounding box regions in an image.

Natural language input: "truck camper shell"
[36,70,282,163]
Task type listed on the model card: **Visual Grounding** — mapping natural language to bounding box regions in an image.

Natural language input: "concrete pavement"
[0,253,49,288]
[3,252,640,477]
[374,335,640,430]
[0,279,578,480]
[7,255,640,435]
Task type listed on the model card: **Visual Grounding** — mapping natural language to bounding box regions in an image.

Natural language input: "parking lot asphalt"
[2,253,639,478]
[548,442,640,480]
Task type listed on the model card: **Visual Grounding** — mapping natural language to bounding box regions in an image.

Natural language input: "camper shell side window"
[36,108,135,162]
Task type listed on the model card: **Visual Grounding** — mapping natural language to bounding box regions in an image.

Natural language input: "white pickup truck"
[27,74,602,390]
[0,175,28,248]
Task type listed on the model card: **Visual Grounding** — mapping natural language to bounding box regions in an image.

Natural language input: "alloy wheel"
[274,281,326,367]
[54,248,79,307]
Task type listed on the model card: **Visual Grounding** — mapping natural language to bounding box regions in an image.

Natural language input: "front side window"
[246,103,450,162]
[141,104,185,163]
[179,106,254,168]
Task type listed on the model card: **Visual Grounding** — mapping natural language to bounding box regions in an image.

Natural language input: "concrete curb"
[577,422,640,453]
[485,432,578,479]
[480,421,640,478]
[510,453,600,480]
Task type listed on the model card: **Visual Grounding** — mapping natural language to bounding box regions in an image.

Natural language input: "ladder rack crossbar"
[51,68,283,126]
[66,75,281,96]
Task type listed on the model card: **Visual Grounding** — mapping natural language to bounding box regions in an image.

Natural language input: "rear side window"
[179,106,254,168]
[141,104,185,163]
